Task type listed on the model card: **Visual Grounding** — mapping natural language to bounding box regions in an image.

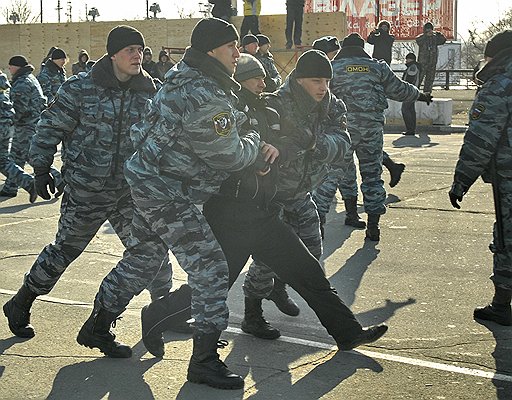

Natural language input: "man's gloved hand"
[448,182,466,209]
[417,92,433,105]
[34,167,56,200]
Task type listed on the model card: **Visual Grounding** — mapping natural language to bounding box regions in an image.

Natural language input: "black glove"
[448,190,463,209]
[34,167,55,200]
[417,93,433,105]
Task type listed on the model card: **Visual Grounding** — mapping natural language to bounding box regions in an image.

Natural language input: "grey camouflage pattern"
[37,62,66,104]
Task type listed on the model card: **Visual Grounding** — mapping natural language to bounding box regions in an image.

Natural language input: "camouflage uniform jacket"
[331,46,420,113]
[452,51,512,195]
[37,60,66,104]
[10,65,47,126]
[0,72,14,123]
[415,31,446,65]
[256,52,282,92]
[265,70,351,203]
[125,47,261,203]
[30,54,158,192]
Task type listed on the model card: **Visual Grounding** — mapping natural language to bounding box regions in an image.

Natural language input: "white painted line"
[2,289,510,384]
[226,327,512,384]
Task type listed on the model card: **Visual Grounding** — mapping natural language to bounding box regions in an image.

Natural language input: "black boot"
[23,181,37,203]
[187,330,244,390]
[383,157,405,188]
[474,285,512,326]
[343,197,366,229]
[337,324,388,351]
[266,278,300,316]
[76,303,132,358]
[141,284,193,357]
[3,285,38,338]
[241,297,280,340]
[366,214,381,241]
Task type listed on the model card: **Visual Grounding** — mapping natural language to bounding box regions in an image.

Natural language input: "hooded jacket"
[10,65,47,126]
[37,59,66,104]
[125,47,260,203]
[30,55,158,192]
[72,49,91,75]
[452,50,512,194]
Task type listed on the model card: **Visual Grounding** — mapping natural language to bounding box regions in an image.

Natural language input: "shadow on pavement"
[0,336,31,379]
[475,319,512,400]
[392,133,439,148]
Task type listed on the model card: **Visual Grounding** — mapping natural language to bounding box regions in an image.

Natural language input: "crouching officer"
[78,18,265,390]
[3,25,172,340]
[449,30,512,326]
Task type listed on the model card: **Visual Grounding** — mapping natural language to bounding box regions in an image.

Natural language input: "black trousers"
[285,4,304,46]
[241,15,260,37]
[401,101,416,134]
[203,196,363,343]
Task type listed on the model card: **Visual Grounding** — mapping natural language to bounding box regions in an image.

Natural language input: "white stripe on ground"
[226,327,512,384]
[1,289,510,384]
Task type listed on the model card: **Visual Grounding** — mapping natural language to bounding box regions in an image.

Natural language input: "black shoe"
[241,297,280,340]
[388,163,405,188]
[285,42,292,49]
[3,285,37,338]
[266,280,300,317]
[24,182,37,203]
[345,216,366,229]
[77,305,132,358]
[3,298,35,338]
[0,189,17,198]
[344,197,366,229]
[365,214,380,241]
[187,331,244,390]
[337,324,388,351]
[474,304,512,326]
[402,132,416,136]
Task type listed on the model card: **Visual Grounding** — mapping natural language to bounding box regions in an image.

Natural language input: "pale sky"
[5,0,510,41]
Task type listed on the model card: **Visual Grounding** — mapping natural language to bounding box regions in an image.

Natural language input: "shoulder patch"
[212,112,232,136]
[346,65,370,73]
[470,104,485,120]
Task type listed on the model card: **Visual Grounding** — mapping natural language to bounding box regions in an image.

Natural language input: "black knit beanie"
[9,55,28,67]
[51,48,67,60]
[242,34,258,46]
[256,34,270,46]
[484,30,512,58]
[405,52,416,61]
[191,18,239,53]
[342,33,364,48]
[107,25,145,57]
[423,22,434,32]
[313,36,340,55]
[295,49,332,79]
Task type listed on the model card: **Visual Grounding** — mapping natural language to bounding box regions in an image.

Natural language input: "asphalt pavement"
[1,131,511,400]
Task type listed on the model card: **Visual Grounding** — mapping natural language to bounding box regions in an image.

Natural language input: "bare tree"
[462,7,512,68]
[1,0,38,24]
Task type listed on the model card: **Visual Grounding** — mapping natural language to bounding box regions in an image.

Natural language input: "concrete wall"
[0,12,346,75]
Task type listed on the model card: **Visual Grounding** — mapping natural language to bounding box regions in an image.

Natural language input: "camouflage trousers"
[2,123,63,194]
[0,123,33,192]
[95,189,230,333]
[490,181,512,291]
[243,194,323,299]
[345,113,386,215]
[24,185,172,298]
[313,150,392,219]
[418,59,437,93]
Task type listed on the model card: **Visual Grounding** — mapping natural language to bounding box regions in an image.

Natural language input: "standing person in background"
[449,30,512,327]
[240,0,261,37]
[312,36,341,60]
[416,22,446,93]
[401,52,421,136]
[37,48,67,104]
[285,0,305,49]
[154,50,174,81]
[71,49,92,75]
[142,47,158,78]
[256,34,282,92]
[209,0,233,22]
[367,20,395,65]
[0,69,37,202]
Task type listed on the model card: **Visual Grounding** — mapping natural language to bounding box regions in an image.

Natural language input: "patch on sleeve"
[470,104,485,120]
[212,112,232,136]
[346,65,370,73]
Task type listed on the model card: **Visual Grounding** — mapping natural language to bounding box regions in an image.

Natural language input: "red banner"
[305,0,456,41]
